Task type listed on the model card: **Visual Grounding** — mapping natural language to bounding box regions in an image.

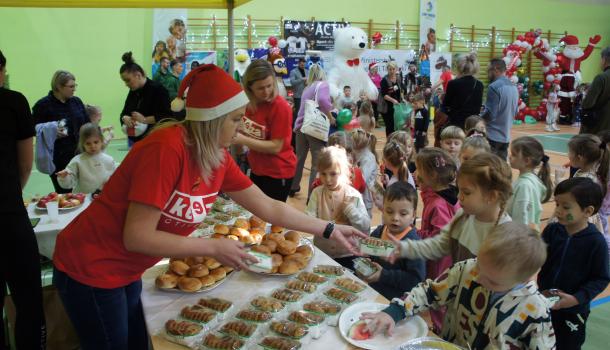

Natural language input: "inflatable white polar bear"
[328,26,379,102]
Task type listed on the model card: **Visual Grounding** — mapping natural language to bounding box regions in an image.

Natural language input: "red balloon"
[517,35,525,41]
[268,36,278,47]
[543,82,551,89]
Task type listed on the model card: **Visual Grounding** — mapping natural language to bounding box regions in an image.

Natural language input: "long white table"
[141,243,433,350]
[27,197,90,258]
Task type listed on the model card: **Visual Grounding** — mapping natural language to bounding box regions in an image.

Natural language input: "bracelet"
[323,221,335,239]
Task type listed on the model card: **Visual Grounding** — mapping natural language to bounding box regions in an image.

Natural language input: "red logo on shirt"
[241,116,266,140]
[159,190,217,230]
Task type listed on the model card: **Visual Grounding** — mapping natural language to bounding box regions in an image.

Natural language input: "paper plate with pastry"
[153,259,235,293]
[35,192,86,211]
[339,302,427,350]
[246,238,315,276]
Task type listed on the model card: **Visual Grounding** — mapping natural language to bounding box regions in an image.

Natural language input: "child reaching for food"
[306,146,370,268]
[360,222,556,349]
[355,182,425,300]
[56,123,116,193]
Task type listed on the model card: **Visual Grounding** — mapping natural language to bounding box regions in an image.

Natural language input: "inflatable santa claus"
[555,34,601,124]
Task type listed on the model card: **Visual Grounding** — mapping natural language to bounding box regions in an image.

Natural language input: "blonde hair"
[306,64,326,86]
[358,101,375,132]
[386,61,398,71]
[351,129,378,162]
[388,130,414,164]
[317,146,351,187]
[383,140,409,183]
[461,135,491,153]
[242,59,277,110]
[153,118,226,185]
[440,125,466,141]
[479,222,547,282]
[77,123,105,153]
[511,136,553,203]
[456,52,480,76]
[51,70,76,92]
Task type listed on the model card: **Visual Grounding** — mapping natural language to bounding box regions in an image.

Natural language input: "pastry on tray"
[296,272,327,284]
[198,297,233,312]
[202,333,244,349]
[250,296,285,312]
[165,319,202,337]
[271,288,303,303]
[270,321,308,339]
[334,277,366,293]
[219,320,257,338]
[180,305,216,324]
[235,309,273,323]
[259,336,301,350]
[313,265,344,277]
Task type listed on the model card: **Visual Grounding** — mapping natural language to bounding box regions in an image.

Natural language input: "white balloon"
[510,75,519,84]
[278,39,288,49]
[546,75,555,82]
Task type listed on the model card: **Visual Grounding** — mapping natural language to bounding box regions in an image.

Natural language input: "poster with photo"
[186,51,218,73]
[429,52,452,87]
[152,9,187,78]
[419,0,437,76]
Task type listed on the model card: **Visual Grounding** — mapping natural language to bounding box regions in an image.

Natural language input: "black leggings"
[0,210,46,350]
[250,172,293,202]
[382,103,395,137]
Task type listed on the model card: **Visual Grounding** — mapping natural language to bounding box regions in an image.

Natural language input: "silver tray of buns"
[154,257,236,293]
[247,234,315,276]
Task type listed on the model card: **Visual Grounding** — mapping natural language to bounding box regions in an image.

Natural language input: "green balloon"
[337,108,353,129]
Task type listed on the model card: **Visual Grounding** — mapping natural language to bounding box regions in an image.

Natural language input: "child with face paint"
[538,177,610,350]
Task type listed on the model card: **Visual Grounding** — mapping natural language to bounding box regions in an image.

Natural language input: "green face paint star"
[566,213,574,222]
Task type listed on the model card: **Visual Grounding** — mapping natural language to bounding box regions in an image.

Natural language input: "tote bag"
[300,82,330,142]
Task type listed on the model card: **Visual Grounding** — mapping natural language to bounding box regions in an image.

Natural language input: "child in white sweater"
[57,123,116,193]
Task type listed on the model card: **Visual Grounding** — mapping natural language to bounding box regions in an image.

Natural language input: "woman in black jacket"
[442,53,484,130]
[380,61,403,137]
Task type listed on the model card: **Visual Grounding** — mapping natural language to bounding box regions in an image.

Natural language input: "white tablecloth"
[27,197,90,258]
[141,245,391,350]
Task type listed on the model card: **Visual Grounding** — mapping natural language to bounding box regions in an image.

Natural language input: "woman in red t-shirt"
[52,64,364,350]
[233,60,297,202]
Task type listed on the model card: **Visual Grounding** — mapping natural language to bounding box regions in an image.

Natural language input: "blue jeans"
[53,268,148,350]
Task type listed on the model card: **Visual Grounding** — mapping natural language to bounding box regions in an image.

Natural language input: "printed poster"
[152,9,187,78]
[429,52,452,87]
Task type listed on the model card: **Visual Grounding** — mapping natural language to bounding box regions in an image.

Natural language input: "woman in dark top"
[442,53,484,130]
[380,61,403,137]
[0,49,46,350]
[119,52,171,146]
[32,70,88,193]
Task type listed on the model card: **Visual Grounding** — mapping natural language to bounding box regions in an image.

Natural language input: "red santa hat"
[369,62,378,70]
[171,64,249,121]
[560,35,579,46]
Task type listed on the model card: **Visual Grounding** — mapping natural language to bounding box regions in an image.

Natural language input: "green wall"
[1,0,609,136]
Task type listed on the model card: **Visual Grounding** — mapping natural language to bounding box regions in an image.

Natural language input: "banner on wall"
[419,0,437,60]
[152,9,187,78]
[186,51,217,72]
[315,50,417,77]
[429,52,452,86]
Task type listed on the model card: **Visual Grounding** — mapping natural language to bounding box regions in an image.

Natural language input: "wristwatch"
[323,221,335,239]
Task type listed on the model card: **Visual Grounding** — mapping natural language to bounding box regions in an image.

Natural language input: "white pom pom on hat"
[171,64,249,121]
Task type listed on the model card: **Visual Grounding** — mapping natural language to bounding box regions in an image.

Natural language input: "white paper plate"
[339,302,427,350]
[35,202,84,212]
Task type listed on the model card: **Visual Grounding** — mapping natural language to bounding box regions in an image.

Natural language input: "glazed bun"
[187,264,209,278]
[214,224,230,235]
[296,245,313,260]
[156,273,178,289]
[204,257,221,270]
[230,227,250,238]
[178,277,203,292]
[249,216,266,229]
[250,227,265,236]
[226,234,239,241]
[210,267,227,281]
[276,240,297,255]
[284,253,307,269]
[261,239,277,253]
[279,260,300,274]
[170,261,190,276]
[251,245,272,256]
[250,233,263,244]
[284,231,300,243]
[271,225,284,233]
[185,256,205,266]
[233,218,249,230]
[241,235,256,245]
[268,233,285,243]
[199,275,216,287]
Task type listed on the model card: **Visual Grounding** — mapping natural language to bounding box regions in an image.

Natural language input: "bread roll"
[214,224,230,235]
[268,233,285,243]
[271,253,283,268]
[251,233,263,244]
[222,266,234,273]
[233,218,250,230]
[251,245,271,256]
[226,235,239,241]
[250,227,265,236]
[199,275,216,287]
[211,233,225,239]
[169,258,185,264]
[284,231,301,243]
[210,267,227,281]
[283,253,304,262]
[249,216,266,229]
[230,227,250,238]
[205,257,221,270]
[279,260,300,274]
[178,277,203,292]
[170,261,190,276]
[185,256,205,266]
[262,239,277,253]
[188,264,209,278]
[241,235,256,245]
[271,225,284,233]
[276,240,297,255]
[296,245,313,260]
[156,273,178,289]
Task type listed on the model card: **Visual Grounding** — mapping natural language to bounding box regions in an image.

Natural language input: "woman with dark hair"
[119,52,171,146]
[0,49,46,350]
[233,59,297,202]
[32,69,88,193]
[441,53,484,130]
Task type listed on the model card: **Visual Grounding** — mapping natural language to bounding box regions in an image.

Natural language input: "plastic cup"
[46,201,59,223]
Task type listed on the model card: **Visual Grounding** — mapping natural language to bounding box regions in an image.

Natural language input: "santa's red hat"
[171,64,249,121]
[560,35,579,46]
[369,62,378,70]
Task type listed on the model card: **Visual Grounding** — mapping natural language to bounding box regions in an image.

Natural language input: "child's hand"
[551,290,579,310]
[384,234,403,264]
[360,311,396,337]
[56,170,70,178]
[358,262,383,283]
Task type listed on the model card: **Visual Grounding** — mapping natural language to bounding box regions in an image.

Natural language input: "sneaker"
[552,124,561,131]
[545,125,554,132]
